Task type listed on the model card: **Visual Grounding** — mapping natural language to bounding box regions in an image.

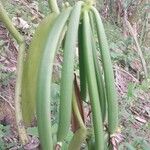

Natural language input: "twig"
[115,82,124,95]
[20,0,44,19]
[113,66,139,83]
[125,19,148,79]
[14,42,29,145]
[48,0,60,13]
[0,2,29,145]
[0,95,15,110]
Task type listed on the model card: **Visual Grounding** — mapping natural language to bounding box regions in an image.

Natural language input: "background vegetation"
[0,0,150,149]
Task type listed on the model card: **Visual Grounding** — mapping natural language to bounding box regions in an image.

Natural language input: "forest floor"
[0,0,150,149]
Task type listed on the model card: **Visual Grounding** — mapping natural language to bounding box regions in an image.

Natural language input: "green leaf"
[0,125,5,138]
[119,143,136,150]
[133,138,150,150]
[27,127,38,137]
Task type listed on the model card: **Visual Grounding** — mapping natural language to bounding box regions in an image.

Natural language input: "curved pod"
[57,1,83,141]
[21,13,57,124]
[82,10,104,149]
[36,8,72,149]
[91,7,118,134]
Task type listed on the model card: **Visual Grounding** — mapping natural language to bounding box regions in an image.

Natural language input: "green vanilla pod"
[36,8,72,150]
[82,10,104,149]
[89,11,107,122]
[57,1,83,141]
[91,7,118,134]
[21,13,58,124]
[78,23,87,102]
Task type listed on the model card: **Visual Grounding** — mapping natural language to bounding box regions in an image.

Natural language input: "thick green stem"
[0,2,23,43]
[0,2,28,145]
[84,0,96,6]
[15,43,29,145]
[48,0,60,13]
[68,127,87,150]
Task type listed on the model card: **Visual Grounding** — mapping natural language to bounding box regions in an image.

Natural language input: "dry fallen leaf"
[12,17,30,29]
[134,116,147,124]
